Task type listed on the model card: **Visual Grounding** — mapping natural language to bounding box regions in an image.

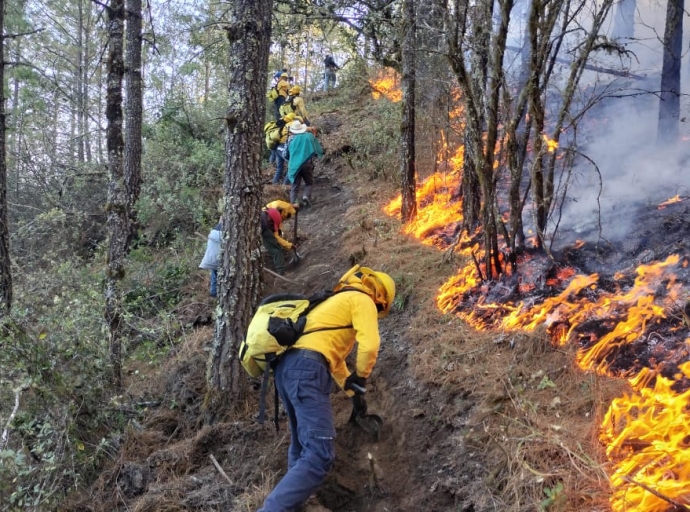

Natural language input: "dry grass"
[324,87,623,510]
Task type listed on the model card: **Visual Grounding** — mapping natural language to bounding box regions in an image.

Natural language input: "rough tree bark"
[104,0,127,389]
[657,0,683,144]
[125,0,143,210]
[0,0,11,315]
[205,0,272,423]
[400,0,417,223]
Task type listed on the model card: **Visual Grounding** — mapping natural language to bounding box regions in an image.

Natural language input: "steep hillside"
[66,89,618,512]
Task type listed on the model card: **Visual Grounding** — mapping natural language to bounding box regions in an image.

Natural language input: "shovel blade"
[353,413,383,440]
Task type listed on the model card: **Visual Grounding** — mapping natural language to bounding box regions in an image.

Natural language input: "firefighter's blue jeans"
[209,269,217,297]
[259,350,336,512]
[272,147,288,185]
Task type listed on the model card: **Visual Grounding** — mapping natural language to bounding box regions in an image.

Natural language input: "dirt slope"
[67,98,615,512]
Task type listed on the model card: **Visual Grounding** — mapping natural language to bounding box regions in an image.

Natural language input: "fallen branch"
[622,476,690,510]
[471,251,485,282]
[209,453,234,486]
[1,384,28,450]
[264,267,302,284]
[506,45,647,79]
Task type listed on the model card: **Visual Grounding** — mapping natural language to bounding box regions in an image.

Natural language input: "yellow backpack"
[239,290,351,427]
[266,86,279,102]
[264,121,281,150]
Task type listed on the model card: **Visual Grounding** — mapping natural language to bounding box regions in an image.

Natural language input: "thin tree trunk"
[611,0,636,40]
[77,0,85,163]
[400,0,417,223]
[0,0,11,315]
[84,1,93,163]
[125,0,143,210]
[104,0,127,389]
[205,0,272,423]
[657,0,683,144]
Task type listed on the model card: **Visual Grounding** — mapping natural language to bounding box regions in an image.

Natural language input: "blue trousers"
[209,269,217,297]
[259,350,336,512]
[272,149,288,185]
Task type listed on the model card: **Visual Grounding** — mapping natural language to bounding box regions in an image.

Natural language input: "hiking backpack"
[278,96,296,117]
[266,85,279,102]
[264,121,281,150]
[239,290,353,427]
[239,291,338,378]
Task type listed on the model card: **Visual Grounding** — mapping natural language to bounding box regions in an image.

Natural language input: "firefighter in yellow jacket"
[260,203,295,275]
[258,265,396,512]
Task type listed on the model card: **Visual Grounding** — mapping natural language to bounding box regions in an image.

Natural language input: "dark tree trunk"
[461,128,481,230]
[400,0,417,223]
[611,0,636,40]
[205,0,272,423]
[479,0,513,277]
[125,0,143,211]
[104,0,127,389]
[657,0,683,144]
[0,0,11,315]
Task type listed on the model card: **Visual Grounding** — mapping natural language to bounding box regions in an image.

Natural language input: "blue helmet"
[273,70,282,79]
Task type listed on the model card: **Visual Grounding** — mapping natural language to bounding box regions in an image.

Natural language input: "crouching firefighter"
[261,202,297,275]
[257,265,396,512]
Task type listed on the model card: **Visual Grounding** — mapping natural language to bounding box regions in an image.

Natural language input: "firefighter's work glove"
[344,373,367,395]
[351,394,368,418]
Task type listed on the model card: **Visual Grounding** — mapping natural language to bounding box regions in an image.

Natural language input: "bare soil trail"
[67,108,473,512]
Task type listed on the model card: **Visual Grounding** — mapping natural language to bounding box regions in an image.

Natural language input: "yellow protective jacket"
[279,124,291,144]
[292,96,308,121]
[265,200,297,220]
[277,78,290,98]
[261,208,293,250]
[294,290,380,394]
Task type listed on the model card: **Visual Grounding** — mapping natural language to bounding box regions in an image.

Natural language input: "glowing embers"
[657,194,687,209]
[369,69,402,102]
[436,249,690,510]
[543,133,559,152]
[602,362,690,511]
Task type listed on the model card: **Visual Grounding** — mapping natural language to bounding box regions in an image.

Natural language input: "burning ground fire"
[369,69,403,102]
[384,171,690,510]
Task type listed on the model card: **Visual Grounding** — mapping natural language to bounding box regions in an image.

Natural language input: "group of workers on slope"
[201,53,397,512]
[266,71,323,211]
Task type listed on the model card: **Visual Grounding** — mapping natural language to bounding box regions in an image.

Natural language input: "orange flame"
[602,361,690,510]
[543,133,559,152]
[384,172,690,507]
[369,70,402,102]
[384,147,465,245]
[658,194,684,209]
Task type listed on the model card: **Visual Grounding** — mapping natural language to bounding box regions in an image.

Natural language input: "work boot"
[301,197,311,209]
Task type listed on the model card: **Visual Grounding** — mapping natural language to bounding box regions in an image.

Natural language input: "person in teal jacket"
[285,120,324,208]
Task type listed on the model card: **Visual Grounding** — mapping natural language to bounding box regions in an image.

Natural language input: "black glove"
[344,373,367,394]
[351,394,368,419]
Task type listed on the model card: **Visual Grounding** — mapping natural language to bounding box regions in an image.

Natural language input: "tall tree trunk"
[83,0,93,163]
[611,0,636,40]
[104,0,127,389]
[400,0,417,223]
[76,0,85,163]
[205,0,272,423]
[0,0,11,315]
[657,0,683,144]
[478,0,513,278]
[125,0,143,211]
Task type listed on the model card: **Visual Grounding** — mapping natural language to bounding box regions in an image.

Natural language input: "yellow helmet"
[289,85,302,95]
[282,112,296,123]
[334,265,396,318]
